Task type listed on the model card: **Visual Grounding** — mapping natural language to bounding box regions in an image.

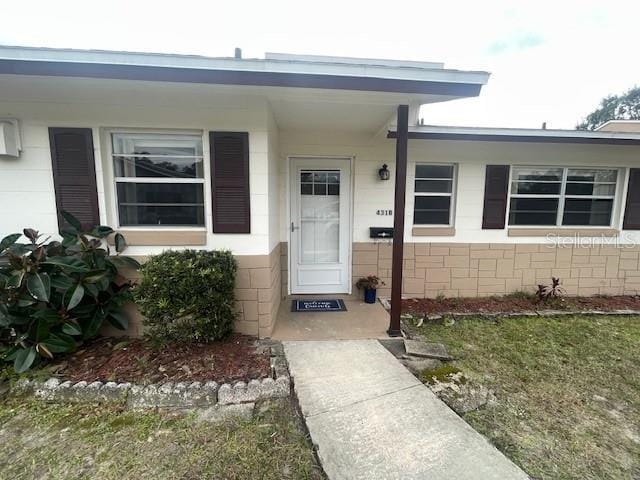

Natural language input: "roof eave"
[387,129,640,146]
[0,58,487,97]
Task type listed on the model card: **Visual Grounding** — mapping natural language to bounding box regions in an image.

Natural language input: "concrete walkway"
[284,340,529,480]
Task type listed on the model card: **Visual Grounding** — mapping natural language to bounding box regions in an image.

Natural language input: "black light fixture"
[378,164,390,181]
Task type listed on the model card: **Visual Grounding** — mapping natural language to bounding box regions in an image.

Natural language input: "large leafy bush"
[134,250,237,343]
[0,212,139,372]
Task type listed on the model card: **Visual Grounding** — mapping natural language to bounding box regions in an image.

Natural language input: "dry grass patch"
[0,398,323,479]
[408,315,640,480]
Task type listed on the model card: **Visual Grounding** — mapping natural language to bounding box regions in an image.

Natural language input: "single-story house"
[2,45,640,338]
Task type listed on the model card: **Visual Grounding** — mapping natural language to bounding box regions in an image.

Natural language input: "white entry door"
[290,157,352,294]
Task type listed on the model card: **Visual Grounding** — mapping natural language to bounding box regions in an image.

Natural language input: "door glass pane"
[299,170,340,264]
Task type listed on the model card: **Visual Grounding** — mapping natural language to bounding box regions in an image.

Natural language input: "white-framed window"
[413,164,456,226]
[111,132,205,227]
[509,166,619,227]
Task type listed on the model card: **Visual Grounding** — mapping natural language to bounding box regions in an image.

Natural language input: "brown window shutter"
[48,128,99,232]
[623,168,640,229]
[482,165,510,229]
[210,132,250,233]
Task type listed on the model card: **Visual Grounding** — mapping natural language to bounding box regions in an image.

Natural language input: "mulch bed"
[49,334,271,385]
[402,295,640,316]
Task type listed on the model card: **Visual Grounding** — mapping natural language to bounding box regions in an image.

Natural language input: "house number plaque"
[376,209,393,216]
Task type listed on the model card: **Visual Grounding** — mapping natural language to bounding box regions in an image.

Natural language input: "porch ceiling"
[268,98,397,134]
[263,82,466,134]
[0,74,457,135]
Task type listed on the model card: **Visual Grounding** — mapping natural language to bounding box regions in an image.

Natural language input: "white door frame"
[288,155,353,295]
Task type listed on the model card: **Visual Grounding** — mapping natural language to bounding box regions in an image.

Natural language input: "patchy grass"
[420,365,466,385]
[0,398,323,479]
[408,315,640,480]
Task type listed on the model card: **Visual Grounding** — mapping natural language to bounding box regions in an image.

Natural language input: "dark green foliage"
[577,85,640,130]
[134,250,237,343]
[0,212,138,372]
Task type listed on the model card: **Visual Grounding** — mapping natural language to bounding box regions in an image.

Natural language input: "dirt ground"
[46,334,271,385]
[402,293,640,316]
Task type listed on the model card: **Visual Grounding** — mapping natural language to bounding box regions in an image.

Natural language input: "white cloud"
[1,0,637,129]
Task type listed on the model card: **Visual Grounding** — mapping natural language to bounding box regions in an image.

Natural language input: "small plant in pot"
[356,275,384,304]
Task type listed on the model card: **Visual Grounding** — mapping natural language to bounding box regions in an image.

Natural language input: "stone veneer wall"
[103,245,282,339]
[234,243,282,337]
[353,242,640,298]
[280,242,288,299]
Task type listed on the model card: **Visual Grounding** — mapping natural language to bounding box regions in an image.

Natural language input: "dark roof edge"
[387,130,640,146]
[0,59,484,96]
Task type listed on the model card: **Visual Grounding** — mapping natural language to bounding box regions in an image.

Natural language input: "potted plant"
[356,275,384,304]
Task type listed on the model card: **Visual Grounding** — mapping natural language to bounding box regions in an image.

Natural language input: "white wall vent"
[0,119,22,157]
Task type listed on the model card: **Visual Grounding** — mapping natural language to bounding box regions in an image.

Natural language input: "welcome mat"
[291,299,347,312]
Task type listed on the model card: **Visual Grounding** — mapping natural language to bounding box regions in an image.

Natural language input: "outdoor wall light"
[378,164,390,181]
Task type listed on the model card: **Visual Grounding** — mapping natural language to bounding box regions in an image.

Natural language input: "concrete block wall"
[234,243,282,337]
[352,242,640,298]
[280,242,288,299]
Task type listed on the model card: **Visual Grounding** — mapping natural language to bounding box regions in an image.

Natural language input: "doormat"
[291,299,347,312]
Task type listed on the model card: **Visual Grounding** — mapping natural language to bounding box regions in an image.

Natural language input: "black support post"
[388,104,409,337]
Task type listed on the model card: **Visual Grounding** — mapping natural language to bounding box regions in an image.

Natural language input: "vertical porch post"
[388,104,409,336]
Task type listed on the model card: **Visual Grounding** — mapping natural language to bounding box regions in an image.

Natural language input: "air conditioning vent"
[0,119,21,157]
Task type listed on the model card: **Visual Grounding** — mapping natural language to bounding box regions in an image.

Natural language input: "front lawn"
[407,315,640,480]
[0,398,323,479]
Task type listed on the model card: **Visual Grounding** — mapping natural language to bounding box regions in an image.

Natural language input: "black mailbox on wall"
[370,227,393,239]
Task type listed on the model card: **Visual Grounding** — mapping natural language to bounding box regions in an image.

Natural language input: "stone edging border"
[405,309,640,321]
[380,295,640,320]
[10,344,291,410]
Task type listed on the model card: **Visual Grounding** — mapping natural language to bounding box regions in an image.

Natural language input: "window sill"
[412,226,456,237]
[507,228,619,237]
[111,230,207,246]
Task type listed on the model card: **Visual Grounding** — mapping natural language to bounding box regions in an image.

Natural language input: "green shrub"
[0,212,139,373]
[134,250,237,343]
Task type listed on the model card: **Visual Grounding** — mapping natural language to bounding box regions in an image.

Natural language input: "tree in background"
[577,86,640,130]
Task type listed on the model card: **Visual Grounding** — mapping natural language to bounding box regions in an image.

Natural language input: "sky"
[2,0,638,129]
